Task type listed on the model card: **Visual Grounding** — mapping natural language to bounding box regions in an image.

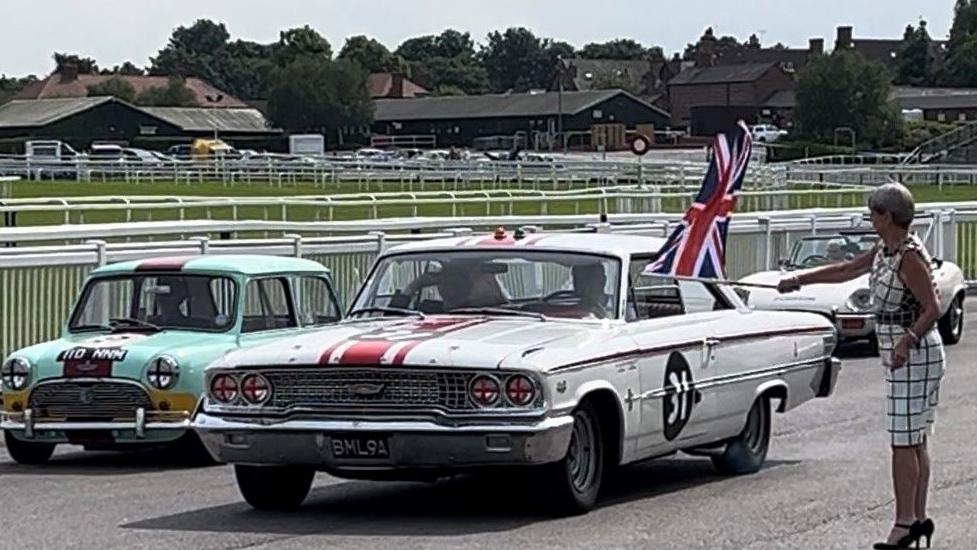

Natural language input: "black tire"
[234,464,315,511]
[4,431,56,465]
[543,400,604,515]
[711,398,771,476]
[937,293,964,346]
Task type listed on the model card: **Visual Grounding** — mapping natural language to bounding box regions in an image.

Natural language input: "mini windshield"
[70,274,237,332]
[788,234,878,268]
[352,251,622,320]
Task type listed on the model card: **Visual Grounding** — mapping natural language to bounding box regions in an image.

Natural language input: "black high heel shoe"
[873,521,921,549]
[918,519,935,549]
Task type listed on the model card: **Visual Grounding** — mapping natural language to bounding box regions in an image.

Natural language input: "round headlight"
[1,358,31,391]
[846,288,873,313]
[147,355,180,390]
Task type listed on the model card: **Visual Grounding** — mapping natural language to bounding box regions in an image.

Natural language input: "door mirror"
[778,258,790,268]
[932,257,944,269]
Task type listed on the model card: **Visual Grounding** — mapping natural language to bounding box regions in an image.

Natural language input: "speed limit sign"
[630,135,651,156]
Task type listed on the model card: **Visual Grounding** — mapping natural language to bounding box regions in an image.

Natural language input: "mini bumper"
[192,413,575,469]
[1,408,190,439]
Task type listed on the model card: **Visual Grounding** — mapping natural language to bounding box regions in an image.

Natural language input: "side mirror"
[778,258,790,268]
[932,258,944,269]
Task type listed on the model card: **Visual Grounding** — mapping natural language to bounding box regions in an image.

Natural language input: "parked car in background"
[750,124,788,142]
[25,140,85,177]
[1,255,342,465]
[166,144,193,160]
[738,231,966,350]
[194,232,840,514]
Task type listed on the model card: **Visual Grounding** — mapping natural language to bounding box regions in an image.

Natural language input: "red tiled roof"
[367,73,429,99]
[12,73,247,108]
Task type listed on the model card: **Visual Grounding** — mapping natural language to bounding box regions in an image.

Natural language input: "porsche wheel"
[4,431,55,465]
[711,397,770,476]
[543,400,604,514]
[937,293,964,345]
[235,465,315,511]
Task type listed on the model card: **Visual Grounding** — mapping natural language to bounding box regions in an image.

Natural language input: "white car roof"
[385,232,666,259]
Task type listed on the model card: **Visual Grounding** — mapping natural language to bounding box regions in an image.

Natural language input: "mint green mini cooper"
[1,255,341,464]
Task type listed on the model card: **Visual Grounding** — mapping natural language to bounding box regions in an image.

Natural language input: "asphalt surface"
[2,303,975,550]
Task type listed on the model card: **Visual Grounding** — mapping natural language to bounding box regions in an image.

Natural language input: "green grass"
[3,179,976,229]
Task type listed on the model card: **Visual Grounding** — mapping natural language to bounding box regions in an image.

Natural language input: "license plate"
[329,435,390,459]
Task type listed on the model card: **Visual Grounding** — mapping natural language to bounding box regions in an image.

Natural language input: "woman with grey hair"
[777,183,944,549]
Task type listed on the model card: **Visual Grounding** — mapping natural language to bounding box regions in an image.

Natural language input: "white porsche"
[192,231,841,514]
[738,231,966,349]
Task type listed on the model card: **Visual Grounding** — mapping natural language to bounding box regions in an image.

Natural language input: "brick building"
[666,62,795,130]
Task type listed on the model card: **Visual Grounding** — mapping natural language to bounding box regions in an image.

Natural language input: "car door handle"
[704,338,721,347]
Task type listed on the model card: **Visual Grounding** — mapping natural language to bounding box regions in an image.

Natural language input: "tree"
[150,20,234,89]
[590,70,642,94]
[794,50,902,147]
[480,27,571,92]
[896,21,934,86]
[267,56,373,142]
[86,76,136,102]
[579,39,648,60]
[103,61,145,76]
[135,76,197,106]
[0,75,37,103]
[274,25,332,66]
[338,35,408,74]
[396,30,488,95]
[944,0,977,86]
[53,52,99,74]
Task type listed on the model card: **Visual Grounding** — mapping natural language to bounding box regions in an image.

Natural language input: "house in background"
[549,57,679,113]
[367,73,429,99]
[12,66,246,108]
[835,25,948,76]
[892,87,977,123]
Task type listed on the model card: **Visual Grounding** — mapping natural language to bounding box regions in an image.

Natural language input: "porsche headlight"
[1,357,31,391]
[147,355,180,390]
[846,288,873,313]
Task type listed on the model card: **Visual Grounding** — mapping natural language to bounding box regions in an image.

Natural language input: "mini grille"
[263,369,474,411]
[29,381,153,419]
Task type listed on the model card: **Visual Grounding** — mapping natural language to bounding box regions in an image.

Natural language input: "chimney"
[695,39,716,68]
[390,73,404,98]
[59,64,79,83]
[809,38,825,56]
[835,26,853,50]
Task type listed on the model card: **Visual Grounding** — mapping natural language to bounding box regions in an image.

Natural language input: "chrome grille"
[263,369,474,411]
[28,381,153,419]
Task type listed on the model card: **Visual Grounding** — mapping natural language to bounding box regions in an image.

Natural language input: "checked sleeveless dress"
[869,235,946,447]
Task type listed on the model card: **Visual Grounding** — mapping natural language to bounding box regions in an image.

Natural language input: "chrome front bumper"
[192,412,575,470]
[2,407,190,439]
[833,313,875,339]
[816,357,843,399]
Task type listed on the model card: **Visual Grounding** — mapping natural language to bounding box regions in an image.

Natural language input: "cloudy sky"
[0,0,956,76]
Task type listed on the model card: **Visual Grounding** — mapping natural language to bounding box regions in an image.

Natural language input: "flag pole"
[665,274,780,289]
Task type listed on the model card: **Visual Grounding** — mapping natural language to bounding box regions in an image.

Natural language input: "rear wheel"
[711,398,771,476]
[542,401,604,514]
[4,431,56,465]
[937,293,964,345]
[235,465,315,511]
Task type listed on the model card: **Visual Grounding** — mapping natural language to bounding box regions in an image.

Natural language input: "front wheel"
[937,293,964,345]
[711,397,771,476]
[4,431,56,465]
[234,465,315,510]
[542,401,604,514]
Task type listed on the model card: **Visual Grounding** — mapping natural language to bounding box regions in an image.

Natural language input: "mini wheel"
[4,431,55,465]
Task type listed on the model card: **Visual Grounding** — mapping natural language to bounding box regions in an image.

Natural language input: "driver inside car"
[390,264,478,312]
[825,240,847,263]
[572,263,609,318]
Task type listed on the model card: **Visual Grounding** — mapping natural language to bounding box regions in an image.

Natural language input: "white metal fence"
[1,205,972,358]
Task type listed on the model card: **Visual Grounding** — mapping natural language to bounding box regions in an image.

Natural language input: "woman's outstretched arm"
[778,249,875,293]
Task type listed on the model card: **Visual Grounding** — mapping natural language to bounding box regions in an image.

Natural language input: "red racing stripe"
[135,256,195,272]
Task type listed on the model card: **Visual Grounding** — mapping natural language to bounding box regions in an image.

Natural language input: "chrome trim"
[135,407,146,438]
[193,411,573,434]
[3,408,191,436]
[640,356,831,401]
[200,404,549,424]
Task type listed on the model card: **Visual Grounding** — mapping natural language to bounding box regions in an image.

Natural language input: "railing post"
[284,233,304,258]
[369,230,387,253]
[190,236,210,255]
[945,209,957,263]
[758,217,772,271]
[87,239,108,267]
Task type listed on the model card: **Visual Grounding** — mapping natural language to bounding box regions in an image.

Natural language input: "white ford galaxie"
[192,231,841,514]
[739,231,966,350]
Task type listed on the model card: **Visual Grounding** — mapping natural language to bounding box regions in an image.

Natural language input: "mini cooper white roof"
[385,232,667,259]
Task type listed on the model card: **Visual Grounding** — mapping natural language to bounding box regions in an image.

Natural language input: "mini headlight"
[846,288,873,313]
[147,355,180,390]
[1,357,31,391]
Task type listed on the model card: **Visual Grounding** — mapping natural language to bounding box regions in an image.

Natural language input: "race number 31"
[662,352,702,441]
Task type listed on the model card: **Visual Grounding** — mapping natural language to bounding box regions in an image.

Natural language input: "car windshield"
[352,250,622,320]
[788,234,878,268]
[70,274,237,332]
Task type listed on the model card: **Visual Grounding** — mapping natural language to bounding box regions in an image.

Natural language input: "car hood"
[739,270,870,314]
[217,316,613,372]
[19,331,235,382]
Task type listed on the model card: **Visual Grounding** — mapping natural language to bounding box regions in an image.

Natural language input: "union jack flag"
[644,121,753,279]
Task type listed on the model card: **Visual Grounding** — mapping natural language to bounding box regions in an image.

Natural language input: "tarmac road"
[1,303,975,550]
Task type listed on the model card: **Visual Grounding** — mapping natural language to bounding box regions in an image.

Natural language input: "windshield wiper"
[447,307,546,321]
[347,307,427,319]
[71,324,113,332]
[109,317,162,331]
